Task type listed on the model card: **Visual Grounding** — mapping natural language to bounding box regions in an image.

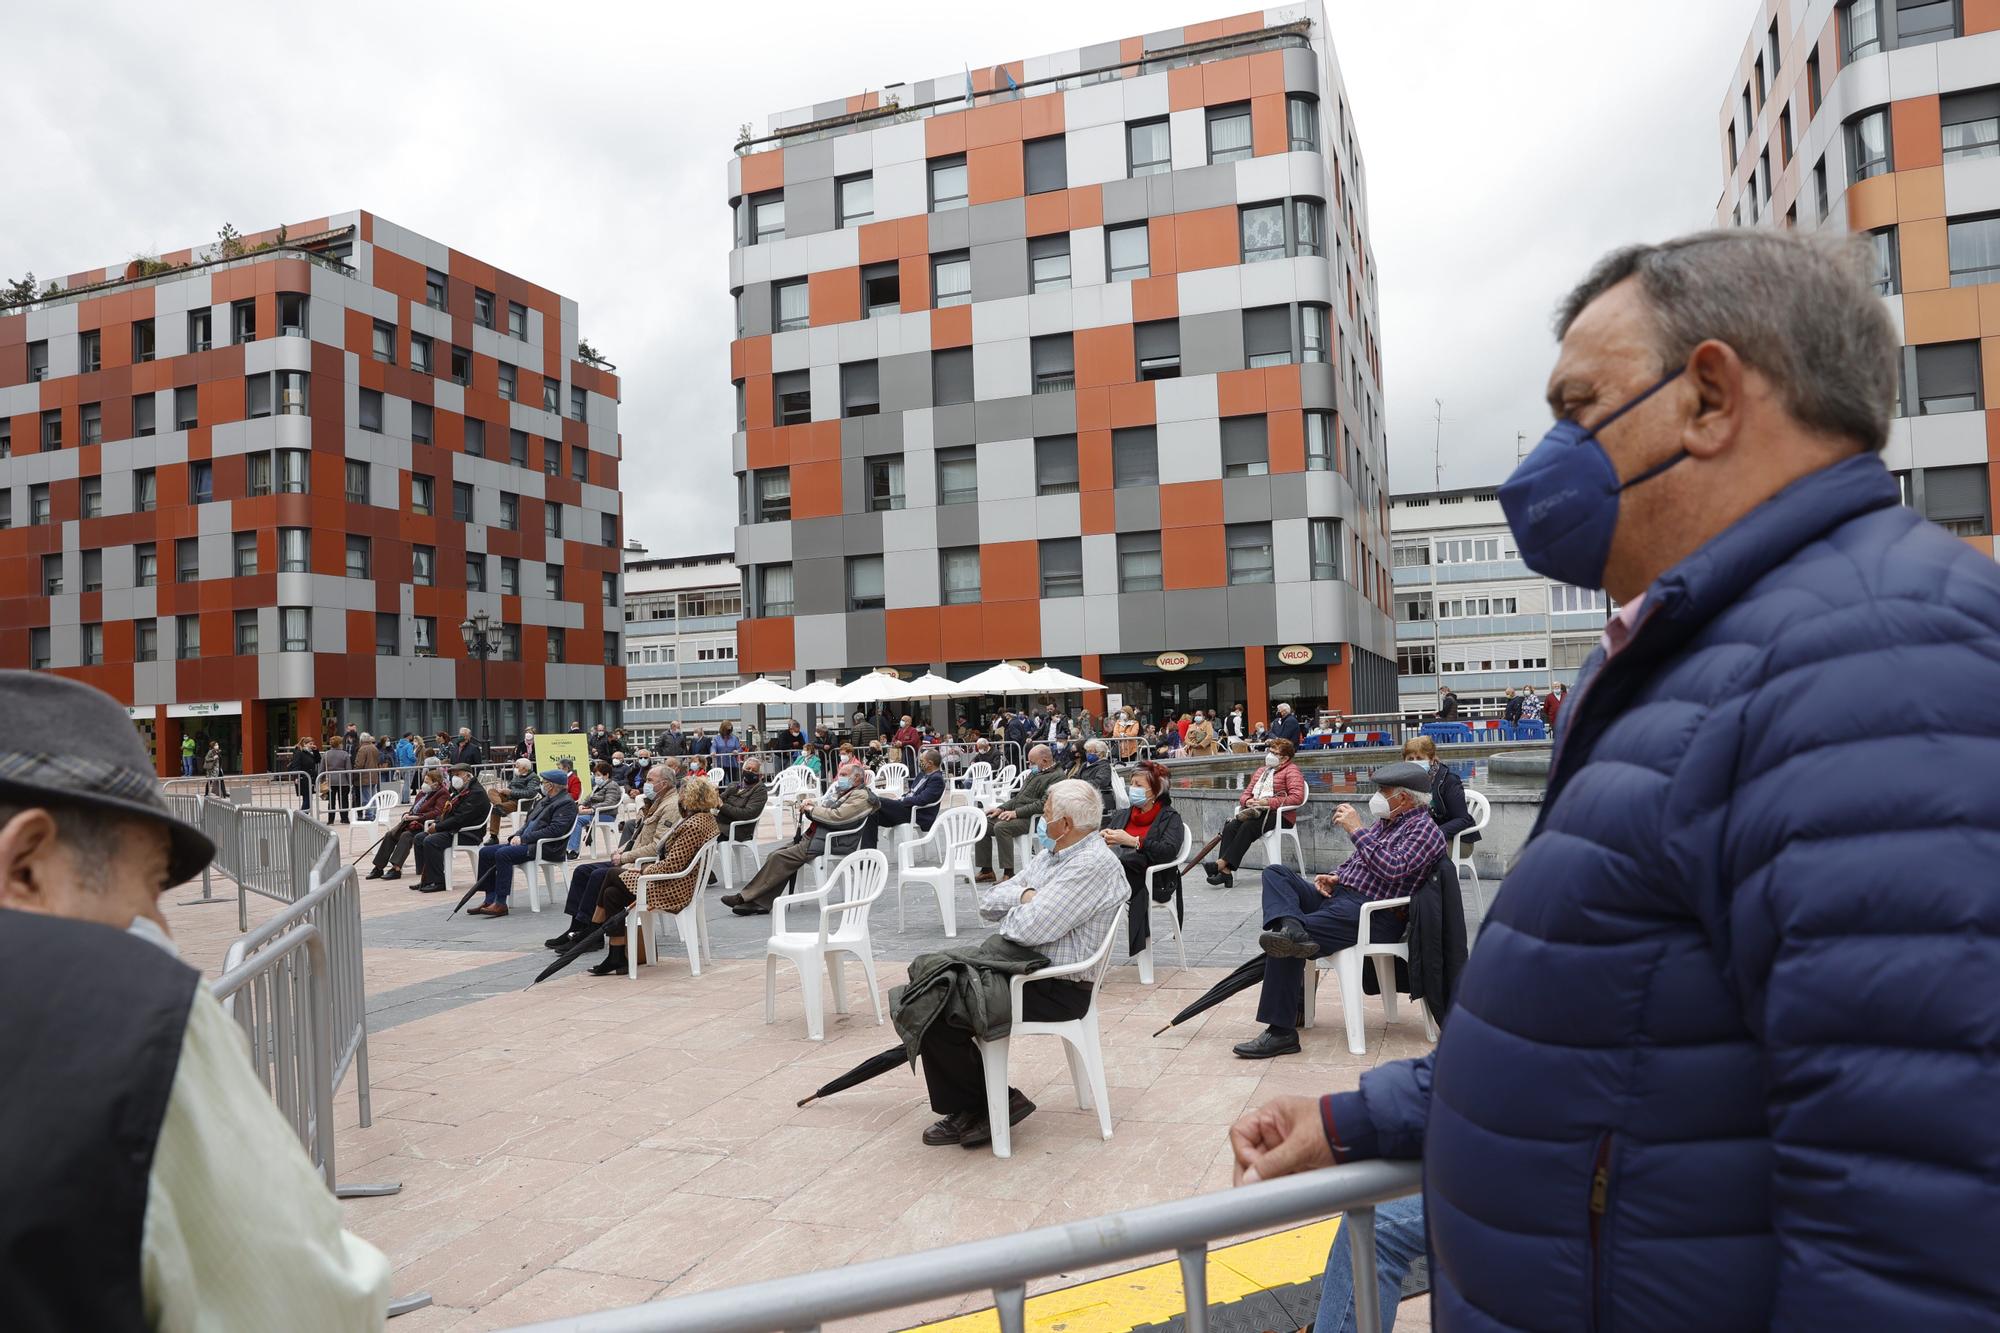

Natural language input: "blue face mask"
[1497,369,1686,589]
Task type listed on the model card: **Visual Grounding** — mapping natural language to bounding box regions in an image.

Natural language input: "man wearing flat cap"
[1233,760,1446,1060]
[466,768,578,917]
[0,672,390,1327]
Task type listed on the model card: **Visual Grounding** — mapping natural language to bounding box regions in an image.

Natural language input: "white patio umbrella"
[836,672,913,704]
[904,671,976,697]
[1027,665,1104,693]
[787,680,849,704]
[954,662,1042,696]
[706,678,797,707]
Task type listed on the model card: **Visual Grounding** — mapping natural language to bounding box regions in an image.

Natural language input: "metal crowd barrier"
[501,1159,1424,1333]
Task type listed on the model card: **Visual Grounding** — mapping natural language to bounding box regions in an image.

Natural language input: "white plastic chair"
[714,812,765,891]
[364,789,402,825]
[764,849,889,1040]
[808,819,873,890]
[1455,788,1491,917]
[873,762,909,798]
[1260,789,1309,872]
[774,767,820,829]
[444,836,482,897]
[895,805,987,937]
[973,903,1127,1158]
[1132,824,1195,985]
[584,809,621,857]
[628,839,718,979]
[957,761,993,801]
[525,816,590,913]
[1301,893,1440,1055]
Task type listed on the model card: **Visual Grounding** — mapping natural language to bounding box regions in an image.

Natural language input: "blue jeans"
[477,842,537,903]
[567,809,616,853]
[1314,1194,1426,1333]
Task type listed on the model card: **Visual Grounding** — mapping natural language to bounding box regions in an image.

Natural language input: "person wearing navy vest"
[1226,230,2000,1327]
[0,671,389,1329]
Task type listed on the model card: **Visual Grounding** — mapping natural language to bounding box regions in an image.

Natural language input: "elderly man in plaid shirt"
[917,778,1127,1149]
[1234,760,1447,1060]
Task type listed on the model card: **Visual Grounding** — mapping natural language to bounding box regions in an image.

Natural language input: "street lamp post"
[460,610,496,751]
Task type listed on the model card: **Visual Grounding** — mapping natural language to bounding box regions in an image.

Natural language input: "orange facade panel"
[981,599,1041,660]
[738,616,795,674]
[980,540,1040,602]
[1076,325,1134,389]
[1160,479,1223,528]
[968,143,1025,205]
[1162,525,1226,589]
[884,607,943,665]
[809,268,860,326]
[931,304,973,349]
[1892,97,1943,171]
[1972,0,2000,33]
[740,148,784,196]
[965,100,1024,149]
[1173,206,1240,273]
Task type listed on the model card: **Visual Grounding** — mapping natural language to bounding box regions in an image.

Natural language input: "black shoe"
[380,868,400,881]
[719,893,744,908]
[364,867,384,880]
[960,1090,1037,1149]
[566,850,580,860]
[544,929,582,950]
[1203,861,1222,884]
[1233,1027,1302,1059]
[586,946,628,976]
[732,902,771,916]
[922,1112,981,1146]
[413,881,446,893]
[482,837,499,846]
[1258,920,1319,959]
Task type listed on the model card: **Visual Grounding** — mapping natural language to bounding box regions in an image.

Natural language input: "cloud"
[0,0,1753,545]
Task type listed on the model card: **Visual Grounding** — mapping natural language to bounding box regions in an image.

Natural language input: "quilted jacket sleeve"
[1319,1053,1432,1162]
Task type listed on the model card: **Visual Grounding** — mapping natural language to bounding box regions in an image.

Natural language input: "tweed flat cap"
[539,769,567,783]
[0,672,215,885]
[1369,760,1433,795]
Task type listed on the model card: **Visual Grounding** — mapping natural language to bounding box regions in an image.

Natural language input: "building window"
[497,625,519,661]
[135,621,156,662]
[41,409,60,449]
[571,385,587,421]
[187,308,212,352]
[359,388,384,433]
[177,614,200,659]
[932,251,972,308]
[1943,88,2000,161]
[372,320,396,364]
[774,279,809,332]
[1040,537,1084,598]
[1397,644,1437,676]
[498,364,516,402]
[231,299,256,345]
[26,340,47,381]
[929,155,968,210]
[79,475,101,519]
[1846,108,1892,183]
[1808,47,1823,114]
[41,554,63,595]
[759,564,795,616]
[1813,158,1830,222]
[278,370,309,415]
[80,402,101,446]
[451,345,471,386]
[1135,320,1180,380]
[848,555,885,611]
[278,528,309,573]
[775,369,812,425]
[544,440,562,478]
[461,418,485,457]
[1107,223,1150,282]
[545,564,564,599]
[542,625,565,663]
[1305,411,1334,471]
[473,288,495,329]
[1034,435,1079,495]
[466,554,486,592]
[190,461,213,505]
[345,460,369,504]
[1031,334,1075,393]
[510,429,530,467]
[412,545,435,586]
[1294,200,1325,257]
[1221,416,1270,477]
[1893,0,1958,47]
[1029,233,1071,293]
[345,535,371,579]
[1207,103,1253,164]
[132,394,156,438]
[1868,226,1902,295]
[426,268,448,310]
[1241,202,1287,263]
[756,468,792,521]
[452,482,473,523]
[1243,306,1293,367]
[1911,340,1982,414]
[132,317,155,363]
[174,386,197,431]
[507,300,527,339]
[29,483,49,525]
[373,612,400,657]
[499,492,519,529]
[1025,135,1068,194]
[932,346,974,406]
[175,537,198,582]
[246,374,273,420]
[838,173,874,227]
[1301,304,1332,364]
[79,329,101,372]
[863,263,900,317]
[1116,530,1162,592]
[1287,95,1319,152]
[136,543,157,587]
[1915,462,1993,535]
[545,500,563,538]
[543,377,559,412]
[80,623,102,665]
[280,607,311,653]
[867,456,905,512]
[1310,518,1341,580]
[500,557,519,595]
[248,453,273,497]
[412,402,433,445]
[1226,522,1275,585]
[603,572,618,608]
[234,610,259,656]
[30,629,50,669]
[1127,118,1170,177]
[750,190,784,244]
[1947,215,2000,286]
[1779,104,1794,166]
[1112,426,1159,488]
[939,547,980,604]
[411,473,435,517]
[937,446,978,505]
[841,360,880,417]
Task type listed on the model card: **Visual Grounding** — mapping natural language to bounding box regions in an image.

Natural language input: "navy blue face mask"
[1498,369,1686,590]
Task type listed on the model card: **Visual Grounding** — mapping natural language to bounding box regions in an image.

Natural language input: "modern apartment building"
[726,1,1398,726]
[1718,0,2000,551]
[0,211,625,774]
[619,545,748,745]
[1389,486,1613,716]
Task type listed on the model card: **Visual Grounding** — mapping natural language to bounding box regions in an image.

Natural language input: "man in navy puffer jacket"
[1229,230,2000,1329]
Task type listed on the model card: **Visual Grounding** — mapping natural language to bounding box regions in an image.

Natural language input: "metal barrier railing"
[499,1159,1423,1333]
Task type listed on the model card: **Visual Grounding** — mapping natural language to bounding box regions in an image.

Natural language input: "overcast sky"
[3,1,1751,552]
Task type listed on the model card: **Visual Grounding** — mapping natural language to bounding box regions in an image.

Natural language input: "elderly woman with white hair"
[721,759,879,916]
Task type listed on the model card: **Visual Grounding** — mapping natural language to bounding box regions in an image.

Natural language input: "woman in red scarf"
[1100,761,1188,959]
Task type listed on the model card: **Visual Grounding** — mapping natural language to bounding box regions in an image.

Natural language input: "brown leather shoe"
[974,871,996,884]
[922,1112,980,1146]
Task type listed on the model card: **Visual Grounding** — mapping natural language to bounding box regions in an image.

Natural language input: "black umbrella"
[1151,955,1266,1037]
[527,908,628,985]
[796,1045,910,1107]
[449,862,501,917]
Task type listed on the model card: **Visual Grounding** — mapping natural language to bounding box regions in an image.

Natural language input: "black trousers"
[371,826,423,871]
[565,862,617,925]
[1216,809,1279,869]
[413,829,481,885]
[1115,846,1181,956]
[919,980,1095,1115]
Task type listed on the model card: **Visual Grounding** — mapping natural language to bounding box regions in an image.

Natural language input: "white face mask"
[450,774,466,790]
[1264,752,1281,768]
[1368,792,1392,819]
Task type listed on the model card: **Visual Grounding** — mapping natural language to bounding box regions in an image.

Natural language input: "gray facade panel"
[841,455,866,513]
[1113,486,1161,532]
[932,402,976,447]
[1172,163,1239,213]
[1146,172,1176,218]
[1100,176,1151,226]
[740,281,773,338]
[934,501,979,545]
[974,395,1034,443]
[929,208,972,253]
[842,510,885,555]
[784,137,837,185]
[879,351,933,413]
[1030,389,1077,436]
[792,517,846,560]
[970,240,1029,303]
[1226,584,1278,646]
[1223,475,1273,525]
[844,610,888,669]
[968,198,1026,247]
[1299,362,1338,410]
[1142,27,1185,50]
[787,178,838,238]
[1270,477,1310,521]
[841,416,870,457]
[1162,586,1229,647]
[1079,41,1122,71]
[1283,46,1321,96]
[863,413,905,456]
[1181,311,1245,377]
[1116,591,1167,652]
[793,555,845,616]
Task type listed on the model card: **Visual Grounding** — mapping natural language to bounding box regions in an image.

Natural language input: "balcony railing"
[0,230,358,316]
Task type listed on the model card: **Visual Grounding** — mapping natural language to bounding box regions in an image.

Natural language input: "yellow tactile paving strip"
[909,1216,1340,1333]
